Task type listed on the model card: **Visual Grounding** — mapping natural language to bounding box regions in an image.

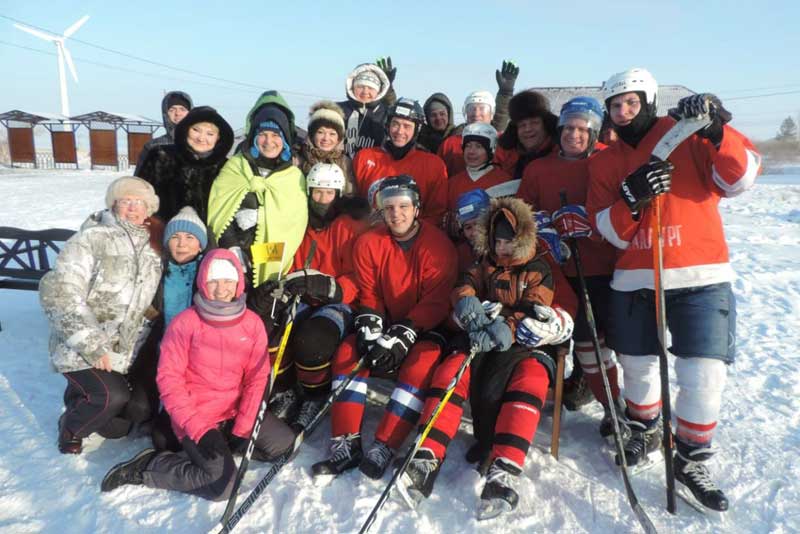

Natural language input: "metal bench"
[0,226,75,291]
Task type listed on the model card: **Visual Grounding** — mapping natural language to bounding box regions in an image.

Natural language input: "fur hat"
[308,100,345,140]
[473,196,537,264]
[105,176,159,216]
[499,90,559,150]
[163,206,208,249]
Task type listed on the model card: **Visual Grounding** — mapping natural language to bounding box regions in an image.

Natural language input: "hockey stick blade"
[652,115,712,162]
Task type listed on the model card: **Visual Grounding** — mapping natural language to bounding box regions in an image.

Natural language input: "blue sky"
[1,0,798,140]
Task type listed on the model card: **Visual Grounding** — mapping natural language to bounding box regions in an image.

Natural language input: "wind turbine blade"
[14,23,57,42]
[63,15,89,38]
[63,45,79,83]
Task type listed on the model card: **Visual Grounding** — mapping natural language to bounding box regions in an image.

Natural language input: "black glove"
[196,429,230,461]
[675,93,731,147]
[619,159,674,214]
[366,320,417,374]
[355,310,383,357]
[376,56,396,84]
[283,269,343,304]
[495,60,519,95]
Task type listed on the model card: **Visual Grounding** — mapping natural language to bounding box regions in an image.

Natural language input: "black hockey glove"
[355,309,384,357]
[195,429,230,461]
[376,56,397,84]
[674,93,731,147]
[495,60,519,95]
[366,320,417,374]
[283,269,343,304]
[619,159,674,214]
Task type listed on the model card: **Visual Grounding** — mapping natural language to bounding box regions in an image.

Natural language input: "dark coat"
[135,91,194,170]
[137,106,234,223]
[417,92,455,154]
[338,64,396,159]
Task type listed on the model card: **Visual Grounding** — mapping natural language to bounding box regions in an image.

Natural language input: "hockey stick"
[358,345,480,534]
[560,190,656,534]
[650,114,712,515]
[218,240,317,526]
[209,358,366,534]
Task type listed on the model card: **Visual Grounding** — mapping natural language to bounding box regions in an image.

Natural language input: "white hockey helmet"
[461,121,498,152]
[306,163,346,194]
[602,68,658,109]
[462,90,495,120]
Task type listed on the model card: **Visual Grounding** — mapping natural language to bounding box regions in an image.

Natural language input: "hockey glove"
[196,429,230,461]
[619,159,674,214]
[283,268,343,304]
[469,317,513,353]
[482,300,503,321]
[537,229,570,265]
[355,310,383,357]
[495,60,519,95]
[533,210,553,230]
[517,305,574,348]
[234,208,258,231]
[453,295,493,332]
[675,93,731,147]
[552,204,592,239]
[367,320,417,373]
[376,56,397,83]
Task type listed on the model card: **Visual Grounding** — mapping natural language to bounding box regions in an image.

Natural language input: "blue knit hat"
[250,120,292,162]
[163,206,208,249]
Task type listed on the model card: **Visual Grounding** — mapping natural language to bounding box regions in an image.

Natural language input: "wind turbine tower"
[14,15,90,117]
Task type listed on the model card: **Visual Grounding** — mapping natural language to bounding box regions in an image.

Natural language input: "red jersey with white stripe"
[587,117,761,291]
[291,215,369,305]
[353,221,457,329]
[437,134,466,177]
[352,146,448,227]
[447,166,515,212]
[517,151,616,278]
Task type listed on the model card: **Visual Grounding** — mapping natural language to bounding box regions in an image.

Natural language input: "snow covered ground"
[0,167,798,534]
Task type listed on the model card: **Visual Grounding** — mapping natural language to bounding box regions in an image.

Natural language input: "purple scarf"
[193,292,247,325]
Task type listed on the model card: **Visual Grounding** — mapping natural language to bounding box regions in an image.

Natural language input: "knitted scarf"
[193,292,247,326]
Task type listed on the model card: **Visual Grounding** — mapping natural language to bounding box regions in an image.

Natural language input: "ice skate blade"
[477,498,513,521]
[612,449,663,475]
[395,474,424,510]
[676,484,727,520]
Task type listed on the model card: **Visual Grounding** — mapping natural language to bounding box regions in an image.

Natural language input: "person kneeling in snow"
[397,196,574,519]
[100,249,294,501]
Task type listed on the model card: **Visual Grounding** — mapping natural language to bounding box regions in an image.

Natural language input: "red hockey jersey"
[447,166,516,212]
[587,117,761,291]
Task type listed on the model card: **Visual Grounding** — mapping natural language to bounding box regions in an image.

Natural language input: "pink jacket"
[156,248,270,442]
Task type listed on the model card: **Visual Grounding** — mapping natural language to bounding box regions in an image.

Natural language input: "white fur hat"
[105,176,159,216]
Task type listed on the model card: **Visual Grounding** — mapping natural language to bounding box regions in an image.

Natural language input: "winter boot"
[465,442,490,465]
[290,398,326,434]
[599,396,629,440]
[562,368,593,411]
[100,448,157,492]
[477,457,522,520]
[396,448,442,509]
[359,440,394,479]
[269,387,299,423]
[615,417,663,467]
[57,414,82,455]
[674,446,729,512]
[311,433,362,477]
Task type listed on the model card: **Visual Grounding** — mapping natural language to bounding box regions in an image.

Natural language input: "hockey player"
[263,163,371,429]
[438,61,519,177]
[586,67,761,512]
[352,98,448,227]
[396,196,573,518]
[311,176,457,480]
[518,96,622,431]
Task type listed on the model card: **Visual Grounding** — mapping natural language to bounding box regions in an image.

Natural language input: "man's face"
[463,140,489,168]
[382,196,418,236]
[353,84,378,103]
[517,116,547,152]
[608,92,642,127]
[560,117,591,157]
[429,108,449,131]
[167,105,189,125]
[466,103,492,124]
[256,130,283,159]
[311,187,337,205]
[389,117,416,148]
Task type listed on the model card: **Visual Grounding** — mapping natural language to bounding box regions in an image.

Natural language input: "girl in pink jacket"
[100,248,294,501]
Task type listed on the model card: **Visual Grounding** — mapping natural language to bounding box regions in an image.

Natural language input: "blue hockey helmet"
[455,188,491,225]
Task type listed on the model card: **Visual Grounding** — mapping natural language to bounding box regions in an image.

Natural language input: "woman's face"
[186,121,220,153]
[168,231,202,264]
[313,126,340,151]
[114,197,148,225]
[206,279,237,302]
[256,130,284,159]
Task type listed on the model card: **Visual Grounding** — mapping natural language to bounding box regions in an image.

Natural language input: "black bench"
[0,226,76,291]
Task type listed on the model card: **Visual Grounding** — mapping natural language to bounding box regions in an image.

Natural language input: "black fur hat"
[499,90,558,150]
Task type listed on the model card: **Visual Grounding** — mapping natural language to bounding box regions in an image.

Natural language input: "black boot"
[396,448,441,509]
[311,433,362,476]
[100,448,157,492]
[290,398,326,434]
[599,397,629,440]
[269,387,299,423]
[359,440,394,479]
[674,445,729,512]
[615,416,662,467]
[477,457,522,520]
[562,367,593,411]
[57,414,82,455]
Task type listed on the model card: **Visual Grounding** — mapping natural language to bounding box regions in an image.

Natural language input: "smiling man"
[495,90,559,182]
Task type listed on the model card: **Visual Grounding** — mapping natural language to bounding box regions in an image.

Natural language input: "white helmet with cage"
[602,68,658,109]
[306,163,346,194]
[462,90,495,120]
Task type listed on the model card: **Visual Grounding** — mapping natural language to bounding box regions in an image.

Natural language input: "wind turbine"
[14,16,90,117]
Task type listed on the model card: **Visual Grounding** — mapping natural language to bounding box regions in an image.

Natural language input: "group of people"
[39,59,760,519]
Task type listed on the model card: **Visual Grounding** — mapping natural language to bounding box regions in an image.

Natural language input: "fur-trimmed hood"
[473,196,537,266]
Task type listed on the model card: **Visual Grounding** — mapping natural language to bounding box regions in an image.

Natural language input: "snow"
[1,167,799,534]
